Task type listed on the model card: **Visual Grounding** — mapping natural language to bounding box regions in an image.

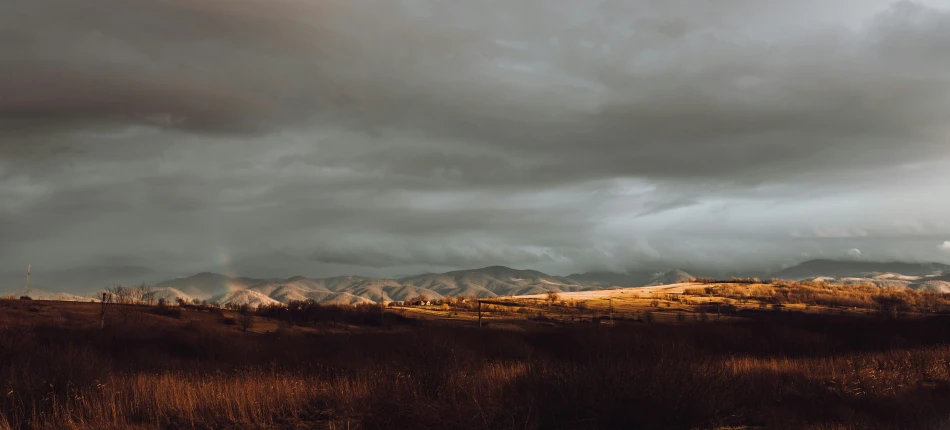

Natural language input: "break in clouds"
[1,0,950,290]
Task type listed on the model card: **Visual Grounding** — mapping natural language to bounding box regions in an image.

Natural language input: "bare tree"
[239,305,254,332]
[108,284,134,304]
[138,283,155,306]
[546,291,561,304]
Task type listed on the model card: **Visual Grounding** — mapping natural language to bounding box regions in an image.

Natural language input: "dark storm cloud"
[2,0,950,289]
[4,0,949,181]
[309,240,560,269]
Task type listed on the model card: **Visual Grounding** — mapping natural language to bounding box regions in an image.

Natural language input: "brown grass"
[683,281,950,315]
[3,298,950,429]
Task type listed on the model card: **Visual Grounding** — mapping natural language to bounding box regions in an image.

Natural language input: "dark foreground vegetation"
[3,298,950,429]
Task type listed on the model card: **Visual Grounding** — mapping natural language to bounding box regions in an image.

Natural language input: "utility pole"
[100,291,108,329]
[25,264,30,291]
[477,301,482,328]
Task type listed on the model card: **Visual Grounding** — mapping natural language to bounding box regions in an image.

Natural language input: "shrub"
[239,312,254,332]
[18,296,32,300]
[152,306,182,319]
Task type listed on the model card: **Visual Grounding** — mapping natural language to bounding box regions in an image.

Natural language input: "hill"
[21,259,950,307]
[912,274,950,293]
[152,272,268,300]
[399,265,595,298]
[211,289,283,308]
[770,259,949,280]
[565,269,695,287]
[2,286,90,302]
[565,270,658,287]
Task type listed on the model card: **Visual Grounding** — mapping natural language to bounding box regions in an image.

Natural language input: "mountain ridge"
[769,259,950,281]
[7,260,949,306]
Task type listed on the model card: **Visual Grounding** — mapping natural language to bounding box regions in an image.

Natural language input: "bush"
[255,301,396,327]
[19,296,32,300]
[152,306,182,319]
[239,311,254,333]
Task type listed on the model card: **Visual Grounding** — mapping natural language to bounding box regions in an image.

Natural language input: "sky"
[1,0,950,291]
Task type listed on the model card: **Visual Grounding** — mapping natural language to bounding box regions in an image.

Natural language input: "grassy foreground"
[2,289,950,429]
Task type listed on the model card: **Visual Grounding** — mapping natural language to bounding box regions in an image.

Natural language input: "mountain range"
[4,260,949,307]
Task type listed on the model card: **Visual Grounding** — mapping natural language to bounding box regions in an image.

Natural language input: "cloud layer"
[2,0,949,290]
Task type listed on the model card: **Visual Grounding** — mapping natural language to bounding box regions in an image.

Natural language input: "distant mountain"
[152,272,270,300]
[565,271,657,287]
[400,265,595,298]
[566,269,694,287]
[21,259,950,307]
[649,269,694,285]
[3,265,697,306]
[911,274,950,293]
[211,289,282,308]
[3,286,90,302]
[770,260,949,281]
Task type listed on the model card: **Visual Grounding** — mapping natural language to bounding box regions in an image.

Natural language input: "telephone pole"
[478,301,482,328]
[25,264,30,291]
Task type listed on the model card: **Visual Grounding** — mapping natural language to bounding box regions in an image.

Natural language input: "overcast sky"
[2,0,950,290]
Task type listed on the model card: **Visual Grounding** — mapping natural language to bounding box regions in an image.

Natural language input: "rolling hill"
[565,269,695,288]
[15,259,950,307]
[3,287,90,302]
[770,259,949,280]
[152,272,271,300]
[399,265,597,298]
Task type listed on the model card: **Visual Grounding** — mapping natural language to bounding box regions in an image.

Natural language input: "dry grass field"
[393,279,950,325]
[3,282,950,429]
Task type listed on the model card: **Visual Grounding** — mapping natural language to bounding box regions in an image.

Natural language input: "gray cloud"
[2,0,950,290]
